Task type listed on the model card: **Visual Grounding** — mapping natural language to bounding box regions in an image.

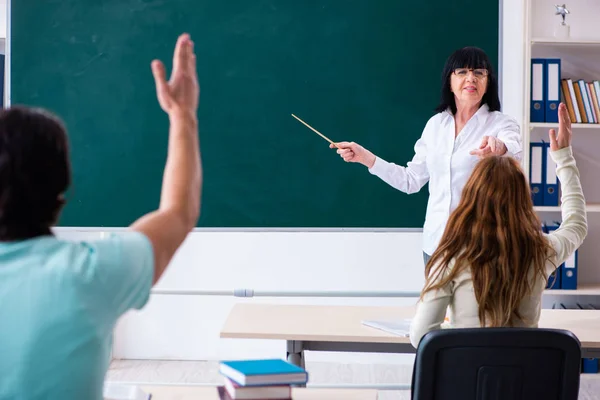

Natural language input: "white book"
[103,383,150,400]
[224,376,291,399]
[361,319,412,337]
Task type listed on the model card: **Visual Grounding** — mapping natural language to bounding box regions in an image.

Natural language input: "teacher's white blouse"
[368,104,522,255]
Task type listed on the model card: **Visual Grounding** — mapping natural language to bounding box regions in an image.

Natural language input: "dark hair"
[434,46,501,115]
[0,106,71,240]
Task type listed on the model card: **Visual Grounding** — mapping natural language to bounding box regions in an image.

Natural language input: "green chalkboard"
[12,0,498,227]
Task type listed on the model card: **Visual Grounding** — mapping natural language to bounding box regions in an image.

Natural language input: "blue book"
[219,359,308,386]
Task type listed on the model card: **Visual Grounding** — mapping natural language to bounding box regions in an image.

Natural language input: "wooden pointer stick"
[291,114,339,148]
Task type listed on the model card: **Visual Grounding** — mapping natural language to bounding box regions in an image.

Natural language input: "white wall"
[109,230,425,364]
[531,0,600,40]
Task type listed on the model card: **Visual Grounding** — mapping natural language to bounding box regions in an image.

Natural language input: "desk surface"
[141,385,377,400]
[220,303,600,348]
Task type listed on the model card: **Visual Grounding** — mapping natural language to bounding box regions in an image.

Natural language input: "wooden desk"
[141,385,377,400]
[220,303,600,367]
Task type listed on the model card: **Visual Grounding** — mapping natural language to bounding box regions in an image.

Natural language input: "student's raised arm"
[546,103,587,267]
[130,33,202,284]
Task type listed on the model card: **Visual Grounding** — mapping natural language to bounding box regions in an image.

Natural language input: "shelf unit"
[544,283,600,296]
[523,0,600,295]
[535,204,600,213]
[531,38,600,45]
[530,123,600,129]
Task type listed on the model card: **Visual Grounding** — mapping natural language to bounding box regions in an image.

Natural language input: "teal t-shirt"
[0,231,154,400]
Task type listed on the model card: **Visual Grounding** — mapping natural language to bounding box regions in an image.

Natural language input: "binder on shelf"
[530,59,545,122]
[544,59,561,123]
[546,264,562,289]
[543,222,562,289]
[529,142,545,206]
[543,142,559,206]
[561,248,578,290]
[582,358,599,374]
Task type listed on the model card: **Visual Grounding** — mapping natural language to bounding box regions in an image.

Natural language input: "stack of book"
[218,359,308,399]
[561,78,600,124]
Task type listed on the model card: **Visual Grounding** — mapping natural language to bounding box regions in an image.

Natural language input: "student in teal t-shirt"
[0,33,201,400]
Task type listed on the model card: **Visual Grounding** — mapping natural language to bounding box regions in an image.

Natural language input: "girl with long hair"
[409,103,587,347]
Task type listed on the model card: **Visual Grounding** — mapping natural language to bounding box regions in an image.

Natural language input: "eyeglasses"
[454,68,488,78]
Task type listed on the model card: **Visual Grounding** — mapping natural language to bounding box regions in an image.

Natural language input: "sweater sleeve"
[409,267,453,348]
[545,146,587,272]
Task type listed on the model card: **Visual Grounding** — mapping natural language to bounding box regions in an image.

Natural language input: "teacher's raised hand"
[469,135,507,159]
[330,142,377,168]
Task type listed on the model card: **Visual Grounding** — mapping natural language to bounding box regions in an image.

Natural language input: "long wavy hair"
[422,155,555,327]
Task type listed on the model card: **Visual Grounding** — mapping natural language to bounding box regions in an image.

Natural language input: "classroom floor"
[107,359,600,399]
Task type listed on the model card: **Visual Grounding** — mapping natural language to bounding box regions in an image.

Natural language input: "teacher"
[331,47,522,264]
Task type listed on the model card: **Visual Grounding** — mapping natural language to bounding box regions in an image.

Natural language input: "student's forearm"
[550,147,587,264]
[159,109,202,228]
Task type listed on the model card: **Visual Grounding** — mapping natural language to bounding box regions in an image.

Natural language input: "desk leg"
[286,340,305,368]
[286,340,306,387]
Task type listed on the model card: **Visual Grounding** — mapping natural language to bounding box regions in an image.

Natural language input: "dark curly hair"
[434,46,501,115]
[0,106,71,240]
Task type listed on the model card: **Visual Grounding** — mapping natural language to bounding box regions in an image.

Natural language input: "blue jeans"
[423,251,431,266]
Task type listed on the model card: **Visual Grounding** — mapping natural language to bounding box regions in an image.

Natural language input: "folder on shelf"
[543,222,562,289]
[544,59,561,123]
[582,358,599,374]
[529,142,545,206]
[531,59,545,122]
[561,248,578,290]
[543,142,559,206]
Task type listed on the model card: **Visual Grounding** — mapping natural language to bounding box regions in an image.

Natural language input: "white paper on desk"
[361,319,411,337]
[103,382,150,400]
